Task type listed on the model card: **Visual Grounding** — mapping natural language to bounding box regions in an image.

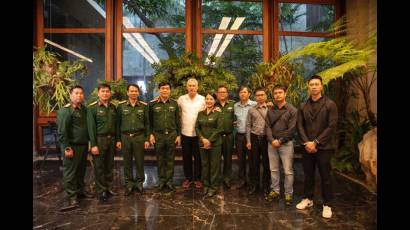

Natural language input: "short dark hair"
[70,85,84,94]
[158,81,171,89]
[205,91,217,101]
[273,84,287,92]
[238,85,251,94]
[254,87,266,94]
[127,83,140,92]
[97,83,111,91]
[308,75,323,84]
[217,85,228,92]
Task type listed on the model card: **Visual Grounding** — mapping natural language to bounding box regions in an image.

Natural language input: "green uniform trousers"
[122,133,145,189]
[92,136,115,194]
[201,145,222,193]
[62,144,88,199]
[221,133,234,184]
[155,131,177,186]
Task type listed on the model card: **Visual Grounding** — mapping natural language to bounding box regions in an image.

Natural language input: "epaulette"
[64,103,71,108]
[88,101,98,106]
[139,101,147,105]
[150,98,159,103]
[118,100,127,104]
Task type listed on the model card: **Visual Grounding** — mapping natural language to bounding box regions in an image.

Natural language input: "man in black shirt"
[295,75,338,219]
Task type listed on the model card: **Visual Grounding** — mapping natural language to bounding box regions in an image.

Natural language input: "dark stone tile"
[33,160,376,229]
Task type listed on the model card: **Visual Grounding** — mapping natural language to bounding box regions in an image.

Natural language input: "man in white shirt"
[177,78,206,189]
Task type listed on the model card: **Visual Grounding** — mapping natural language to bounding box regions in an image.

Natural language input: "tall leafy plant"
[151,53,238,98]
[33,47,87,115]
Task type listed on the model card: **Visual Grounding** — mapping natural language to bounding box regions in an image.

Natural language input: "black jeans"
[181,135,201,181]
[236,133,249,183]
[249,133,270,189]
[302,149,334,206]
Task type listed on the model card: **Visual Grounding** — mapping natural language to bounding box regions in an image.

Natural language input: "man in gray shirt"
[265,85,297,205]
[234,86,257,189]
[246,87,270,195]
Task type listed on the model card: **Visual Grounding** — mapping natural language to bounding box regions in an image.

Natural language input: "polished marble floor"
[33,159,376,229]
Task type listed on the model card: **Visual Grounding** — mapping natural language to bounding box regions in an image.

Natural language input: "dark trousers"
[249,133,270,189]
[121,134,145,189]
[181,134,201,181]
[93,136,115,194]
[236,133,249,184]
[302,149,334,206]
[155,132,177,186]
[62,144,88,199]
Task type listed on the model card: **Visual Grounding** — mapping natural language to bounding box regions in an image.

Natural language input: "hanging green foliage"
[33,46,87,115]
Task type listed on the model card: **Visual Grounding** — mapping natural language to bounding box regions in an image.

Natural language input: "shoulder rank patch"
[139,101,147,105]
[88,101,98,106]
[64,103,71,108]
[118,100,127,104]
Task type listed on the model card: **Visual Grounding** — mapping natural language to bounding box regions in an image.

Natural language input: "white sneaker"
[296,198,313,210]
[322,205,332,218]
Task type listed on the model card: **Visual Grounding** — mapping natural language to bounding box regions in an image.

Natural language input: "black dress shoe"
[78,191,94,199]
[135,184,144,194]
[224,180,231,189]
[202,188,209,196]
[237,180,246,189]
[166,183,176,191]
[124,187,133,196]
[107,190,118,196]
[70,198,79,207]
[207,190,216,197]
[248,186,257,195]
[99,192,108,202]
[158,183,165,191]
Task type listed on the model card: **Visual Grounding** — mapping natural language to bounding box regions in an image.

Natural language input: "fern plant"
[33,47,87,115]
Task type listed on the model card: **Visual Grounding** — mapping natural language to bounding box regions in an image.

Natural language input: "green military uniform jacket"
[195,109,224,146]
[116,100,150,141]
[87,100,118,147]
[148,97,181,136]
[57,103,89,150]
[215,100,236,133]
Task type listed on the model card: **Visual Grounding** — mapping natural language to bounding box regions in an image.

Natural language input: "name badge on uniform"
[208,118,214,121]
[227,107,233,110]
[138,110,143,113]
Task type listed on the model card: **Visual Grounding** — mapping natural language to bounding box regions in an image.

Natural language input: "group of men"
[57,75,337,218]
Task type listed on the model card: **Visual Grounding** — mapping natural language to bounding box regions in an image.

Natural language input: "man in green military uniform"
[149,82,181,192]
[87,83,118,202]
[116,84,150,196]
[215,85,236,189]
[196,92,224,197]
[57,85,93,209]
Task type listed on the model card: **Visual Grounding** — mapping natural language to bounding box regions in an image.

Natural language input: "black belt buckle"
[164,130,169,135]
[129,133,135,137]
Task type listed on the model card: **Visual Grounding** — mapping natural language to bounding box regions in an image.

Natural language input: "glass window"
[279,3,335,32]
[203,34,262,89]
[41,125,57,148]
[279,36,325,54]
[280,36,328,78]
[44,34,105,98]
[202,0,262,31]
[122,33,185,101]
[44,0,106,28]
[122,0,185,28]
